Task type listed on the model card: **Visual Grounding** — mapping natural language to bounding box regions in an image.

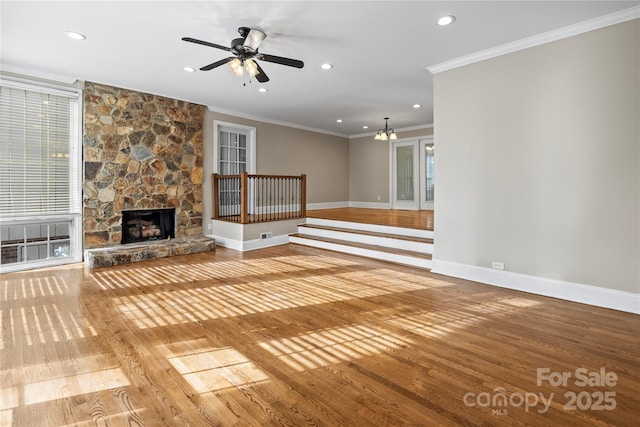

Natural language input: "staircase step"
[289,233,432,269]
[297,223,433,253]
[299,224,433,244]
[305,217,434,240]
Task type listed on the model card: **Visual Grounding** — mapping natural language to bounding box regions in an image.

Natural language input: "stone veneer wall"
[83,82,205,249]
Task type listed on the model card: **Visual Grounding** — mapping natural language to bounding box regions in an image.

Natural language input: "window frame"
[0,75,83,272]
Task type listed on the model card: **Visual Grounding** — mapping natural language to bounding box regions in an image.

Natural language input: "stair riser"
[290,236,432,269]
[297,226,433,254]
[305,217,434,240]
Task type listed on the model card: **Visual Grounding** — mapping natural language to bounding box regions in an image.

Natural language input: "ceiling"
[1,1,637,137]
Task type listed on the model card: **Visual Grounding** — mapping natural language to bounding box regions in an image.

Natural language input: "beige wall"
[202,110,349,227]
[433,20,639,293]
[349,127,433,203]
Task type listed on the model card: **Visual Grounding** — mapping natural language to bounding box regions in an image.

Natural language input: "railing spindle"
[212,173,306,225]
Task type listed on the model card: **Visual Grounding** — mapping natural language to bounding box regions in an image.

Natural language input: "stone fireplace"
[82,82,214,267]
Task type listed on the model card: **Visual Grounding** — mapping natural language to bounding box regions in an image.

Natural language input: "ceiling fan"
[182,27,304,83]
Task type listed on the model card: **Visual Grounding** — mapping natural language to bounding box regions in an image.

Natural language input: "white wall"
[433,20,639,297]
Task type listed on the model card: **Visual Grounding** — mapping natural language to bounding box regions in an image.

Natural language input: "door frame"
[388,135,433,211]
[419,137,434,210]
[389,138,420,210]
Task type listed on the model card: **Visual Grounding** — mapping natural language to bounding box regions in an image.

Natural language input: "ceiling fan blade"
[200,57,235,71]
[243,29,266,52]
[182,37,231,51]
[254,62,270,83]
[257,53,304,69]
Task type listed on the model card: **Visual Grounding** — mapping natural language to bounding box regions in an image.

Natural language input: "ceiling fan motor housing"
[231,37,250,55]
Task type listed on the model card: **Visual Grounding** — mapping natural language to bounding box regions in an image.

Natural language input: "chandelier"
[374,117,397,140]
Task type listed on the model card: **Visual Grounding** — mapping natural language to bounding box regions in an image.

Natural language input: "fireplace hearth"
[121,208,176,244]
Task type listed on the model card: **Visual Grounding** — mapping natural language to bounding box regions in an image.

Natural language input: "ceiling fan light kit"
[182,26,304,84]
[374,117,397,141]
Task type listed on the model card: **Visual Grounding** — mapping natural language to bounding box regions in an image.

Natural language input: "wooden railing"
[212,172,306,224]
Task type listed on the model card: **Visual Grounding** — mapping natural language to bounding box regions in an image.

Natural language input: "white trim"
[0,256,78,274]
[431,259,640,315]
[390,139,420,210]
[213,120,256,174]
[349,123,434,139]
[0,74,82,98]
[427,6,640,74]
[209,234,243,251]
[348,201,391,209]
[0,68,79,87]
[210,233,289,252]
[242,234,290,251]
[0,75,84,270]
[306,201,349,210]
[419,137,435,210]
[208,106,349,138]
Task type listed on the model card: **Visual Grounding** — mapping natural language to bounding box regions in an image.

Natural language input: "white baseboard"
[431,260,640,314]
[306,201,349,210]
[348,201,392,209]
[243,234,290,251]
[211,233,289,252]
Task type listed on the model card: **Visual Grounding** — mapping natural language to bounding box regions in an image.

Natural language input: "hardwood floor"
[1,244,638,426]
[307,208,434,230]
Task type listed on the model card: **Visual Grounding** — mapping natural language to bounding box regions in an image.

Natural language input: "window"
[213,121,256,215]
[0,77,82,271]
[219,127,248,175]
[214,121,256,175]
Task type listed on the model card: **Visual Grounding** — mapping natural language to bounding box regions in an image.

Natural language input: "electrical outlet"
[377,195,381,201]
[491,261,505,270]
[260,232,273,239]
[207,223,212,231]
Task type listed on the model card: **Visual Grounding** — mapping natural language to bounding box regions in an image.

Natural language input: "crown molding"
[349,123,434,139]
[0,65,79,87]
[207,105,349,138]
[427,5,640,75]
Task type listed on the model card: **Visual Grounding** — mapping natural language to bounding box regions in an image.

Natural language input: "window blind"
[0,84,81,218]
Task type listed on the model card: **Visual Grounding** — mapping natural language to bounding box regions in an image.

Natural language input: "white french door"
[391,137,434,210]
[391,140,419,210]
[419,138,434,210]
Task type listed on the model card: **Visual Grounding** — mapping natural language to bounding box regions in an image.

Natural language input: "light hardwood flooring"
[1,244,638,426]
[307,208,434,230]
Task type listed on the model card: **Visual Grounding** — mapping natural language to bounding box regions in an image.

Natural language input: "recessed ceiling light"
[321,63,333,70]
[258,87,268,93]
[413,104,421,109]
[183,66,196,72]
[336,119,343,123]
[363,125,369,129]
[437,15,456,26]
[67,31,86,40]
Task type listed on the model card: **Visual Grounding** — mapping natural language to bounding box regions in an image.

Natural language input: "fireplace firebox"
[121,208,176,244]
